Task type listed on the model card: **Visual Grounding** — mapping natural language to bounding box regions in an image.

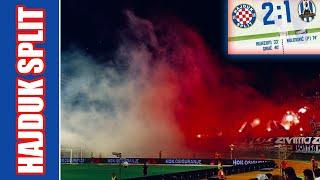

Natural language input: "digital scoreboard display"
[2,0,320,179]
[228,0,320,54]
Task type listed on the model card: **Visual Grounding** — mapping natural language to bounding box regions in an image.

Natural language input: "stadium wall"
[61,157,275,167]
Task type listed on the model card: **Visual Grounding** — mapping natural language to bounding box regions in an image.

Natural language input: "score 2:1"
[262,0,292,25]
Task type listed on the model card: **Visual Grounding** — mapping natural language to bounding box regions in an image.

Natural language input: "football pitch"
[61,160,310,180]
[61,164,214,180]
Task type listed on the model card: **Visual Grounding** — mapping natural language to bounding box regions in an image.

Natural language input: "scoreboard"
[228,0,320,54]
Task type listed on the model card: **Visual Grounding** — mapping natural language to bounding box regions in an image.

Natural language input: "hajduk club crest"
[298,0,316,22]
[232,4,256,28]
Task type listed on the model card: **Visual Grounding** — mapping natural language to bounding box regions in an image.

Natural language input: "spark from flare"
[238,121,248,133]
[251,118,261,128]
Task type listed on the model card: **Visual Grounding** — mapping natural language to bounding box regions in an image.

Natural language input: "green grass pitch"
[61,164,213,180]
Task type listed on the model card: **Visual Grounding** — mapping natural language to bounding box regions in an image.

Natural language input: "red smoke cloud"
[124,11,316,153]
[62,11,318,157]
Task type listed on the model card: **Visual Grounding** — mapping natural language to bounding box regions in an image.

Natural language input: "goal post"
[61,147,85,164]
[61,148,73,164]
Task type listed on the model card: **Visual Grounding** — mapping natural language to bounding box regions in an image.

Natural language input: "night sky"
[62,0,320,97]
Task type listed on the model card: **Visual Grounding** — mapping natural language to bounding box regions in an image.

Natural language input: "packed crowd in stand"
[212,156,320,180]
[248,167,320,180]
